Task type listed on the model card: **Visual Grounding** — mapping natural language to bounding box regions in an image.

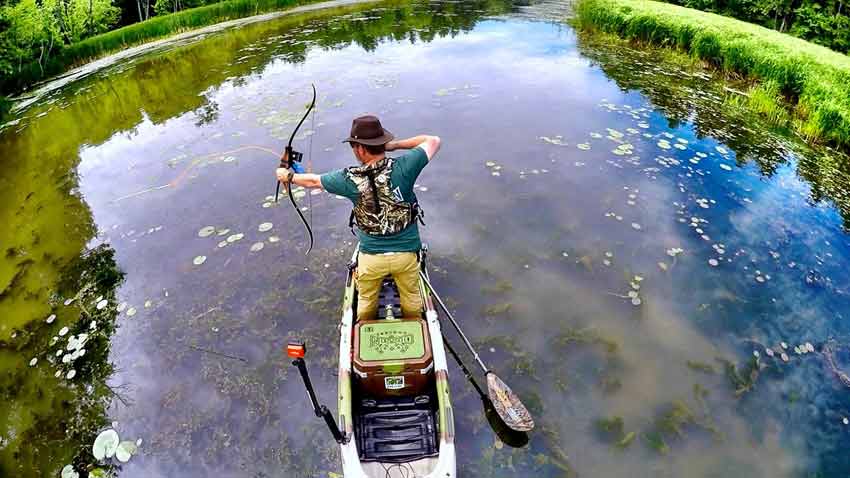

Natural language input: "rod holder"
[289,342,346,444]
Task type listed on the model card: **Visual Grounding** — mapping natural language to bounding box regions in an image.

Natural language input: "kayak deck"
[338,247,456,478]
[355,391,438,462]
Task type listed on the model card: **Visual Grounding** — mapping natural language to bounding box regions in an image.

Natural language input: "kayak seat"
[376,277,403,319]
[355,392,439,463]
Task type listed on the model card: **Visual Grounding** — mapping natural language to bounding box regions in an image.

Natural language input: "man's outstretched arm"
[386,135,441,160]
[276,169,323,189]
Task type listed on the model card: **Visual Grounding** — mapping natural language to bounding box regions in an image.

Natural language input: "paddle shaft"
[442,332,487,400]
[419,271,489,374]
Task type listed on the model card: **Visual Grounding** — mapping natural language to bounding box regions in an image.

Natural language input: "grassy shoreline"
[3,0,337,98]
[574,0,850,151]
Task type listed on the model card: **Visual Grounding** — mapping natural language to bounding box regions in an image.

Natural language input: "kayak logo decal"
[369,329,415,355]
[385,376,405,390]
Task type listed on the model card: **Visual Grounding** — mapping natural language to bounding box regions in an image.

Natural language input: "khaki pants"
[356,252,423,321]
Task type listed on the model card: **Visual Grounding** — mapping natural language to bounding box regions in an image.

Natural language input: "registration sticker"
[385,376,405,390]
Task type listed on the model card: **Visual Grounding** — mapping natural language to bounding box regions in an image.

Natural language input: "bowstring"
[308,93,316,232]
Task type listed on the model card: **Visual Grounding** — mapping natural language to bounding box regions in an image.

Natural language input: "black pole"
[292,357,345,443]
[443,334,487,400]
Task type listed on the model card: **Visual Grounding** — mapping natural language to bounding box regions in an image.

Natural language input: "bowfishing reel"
[274,146,305,203]
[283,145,304,168]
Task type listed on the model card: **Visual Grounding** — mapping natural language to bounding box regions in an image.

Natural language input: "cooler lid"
[357,320,426,362]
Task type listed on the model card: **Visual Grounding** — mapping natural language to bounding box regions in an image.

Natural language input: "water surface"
[2,1,850,477]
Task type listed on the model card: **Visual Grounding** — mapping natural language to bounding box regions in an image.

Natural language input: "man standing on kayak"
[276,115,441,321]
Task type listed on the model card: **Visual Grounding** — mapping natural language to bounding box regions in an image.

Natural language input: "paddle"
[442,333,530,447]
[419,270,535,432]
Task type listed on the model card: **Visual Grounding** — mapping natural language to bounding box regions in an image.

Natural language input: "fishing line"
[380,462,415,478]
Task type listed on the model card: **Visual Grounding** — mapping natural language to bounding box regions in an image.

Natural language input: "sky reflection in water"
[3,1,850,477]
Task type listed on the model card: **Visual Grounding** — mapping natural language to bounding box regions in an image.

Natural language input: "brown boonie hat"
[342,115,394,146]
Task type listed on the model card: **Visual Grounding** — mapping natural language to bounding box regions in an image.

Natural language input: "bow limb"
[286,179,314,255]
[286,84,317,152]
[275,84,317,255]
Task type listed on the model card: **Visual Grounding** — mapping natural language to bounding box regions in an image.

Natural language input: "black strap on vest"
[365,170,381,215]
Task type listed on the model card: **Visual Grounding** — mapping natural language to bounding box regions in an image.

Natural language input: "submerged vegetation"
[574,0,850,152]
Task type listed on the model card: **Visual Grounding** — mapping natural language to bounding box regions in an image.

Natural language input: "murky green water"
[3,1,850,477]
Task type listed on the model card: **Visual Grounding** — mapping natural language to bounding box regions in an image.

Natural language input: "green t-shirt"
[321,147,428,254]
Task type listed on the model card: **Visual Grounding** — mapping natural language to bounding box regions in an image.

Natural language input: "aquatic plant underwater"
[3,1,850,477]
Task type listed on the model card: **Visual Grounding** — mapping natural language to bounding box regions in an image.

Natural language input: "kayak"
[336,245,456,477]
[288,244,532,476]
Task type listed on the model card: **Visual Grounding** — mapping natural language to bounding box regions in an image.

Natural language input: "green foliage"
[0,0,62,76]
[0,0,323,95]
[663,0,850,54]
[747,80,790,124]
[574,0,850,150]
[153,0,216,17]
[0,0,119,91]
[0,95,9,121]
[49,0,122,43]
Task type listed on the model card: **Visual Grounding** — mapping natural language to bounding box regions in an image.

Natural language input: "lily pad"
[115,441,138,463]
[61,465,79,478]
[197,226,216,238]
[93,429,120,460]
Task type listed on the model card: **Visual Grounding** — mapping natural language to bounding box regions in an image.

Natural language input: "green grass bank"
[574,0,850,151]
[4,0,334,98]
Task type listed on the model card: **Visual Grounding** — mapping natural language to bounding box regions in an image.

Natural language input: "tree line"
[665,0,849,53]
[0,0,220,96]
[0,0,847,105]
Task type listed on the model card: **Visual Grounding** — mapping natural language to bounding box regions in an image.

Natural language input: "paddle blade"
[487,372,535,432]
[483,398,530,447]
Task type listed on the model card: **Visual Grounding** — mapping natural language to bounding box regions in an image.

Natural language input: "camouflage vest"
[345,157,422,236]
